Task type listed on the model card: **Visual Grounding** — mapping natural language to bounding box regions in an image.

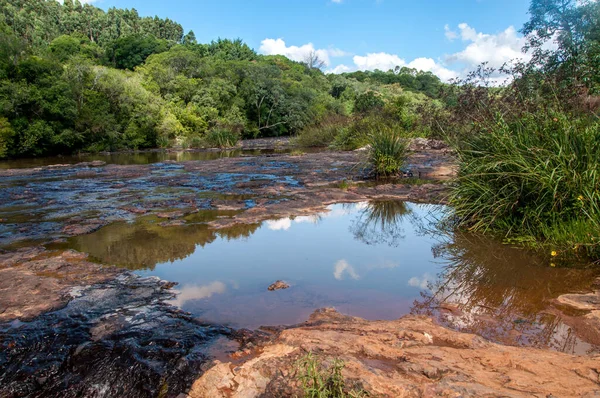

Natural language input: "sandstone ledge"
[190,308,600,398]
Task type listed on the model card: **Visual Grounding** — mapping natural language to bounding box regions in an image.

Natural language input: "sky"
[82,0,535,81]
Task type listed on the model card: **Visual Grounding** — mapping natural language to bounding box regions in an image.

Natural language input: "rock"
[557,292,600,311]
[0,273,230,398]
[0,248,120,321]
[61,220,106,236]
[189,308,600,398]
[267,280,290,291]
[159,220,186,227]
[408,138,449,151]
[119,206,149,214]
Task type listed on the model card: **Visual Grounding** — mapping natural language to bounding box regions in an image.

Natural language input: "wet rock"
[159,219,186,227]
[189,308,600,398]
[120,206,149,214]
[558,292,600,310]
[0,248,119,321]
[267,280,290,291]
[62,220,107,236]
[0,274,232,398]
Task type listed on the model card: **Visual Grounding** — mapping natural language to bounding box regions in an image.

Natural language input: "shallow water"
[0,148,304,169]
[64,201,600,354]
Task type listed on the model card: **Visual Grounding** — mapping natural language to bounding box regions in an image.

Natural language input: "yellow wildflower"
[577,195,584,201]
[550,263,556,268]
[551,250,558,257]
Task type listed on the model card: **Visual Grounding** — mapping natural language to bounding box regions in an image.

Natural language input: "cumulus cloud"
[351,52,458,81]
[334,260,360,280]
[444,24,458,41]
[445,24,530,69]
[259,38,347,67]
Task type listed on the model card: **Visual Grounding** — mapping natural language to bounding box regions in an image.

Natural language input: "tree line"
[0,0,445,158]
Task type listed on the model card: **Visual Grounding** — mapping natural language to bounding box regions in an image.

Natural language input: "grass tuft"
[449,112,600,260]
[296,352,369,398]
[367,128,409,177]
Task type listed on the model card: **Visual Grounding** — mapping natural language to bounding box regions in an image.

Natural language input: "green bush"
[204,128,240,148]
[0,117,14,158]
[367,128,408,177]
[450,112,600,259]
[293,116,350,148]
[296,352,368,398]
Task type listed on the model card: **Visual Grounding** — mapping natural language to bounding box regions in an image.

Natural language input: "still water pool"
[65,201,600,354]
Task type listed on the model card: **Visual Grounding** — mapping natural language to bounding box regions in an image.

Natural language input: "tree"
[303,50,326,70]
[182,30,197,45]
[106,34,170,70]
[522,0,600,92]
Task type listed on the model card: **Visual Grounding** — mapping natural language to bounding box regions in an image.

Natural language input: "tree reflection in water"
[349,201,413,247]
[411,231,600,354]
[67,211,261,270]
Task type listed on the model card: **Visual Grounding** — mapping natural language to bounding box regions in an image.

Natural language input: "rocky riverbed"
[1,141,600,397]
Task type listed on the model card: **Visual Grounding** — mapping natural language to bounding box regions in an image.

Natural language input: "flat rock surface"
[190,308,600,398]
[0,149,453,247]
[0,248,119,321]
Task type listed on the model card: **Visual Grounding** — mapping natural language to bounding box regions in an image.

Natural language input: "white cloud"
[350,52,458,82]
[334,260,360,280]
[331,0,343,3]
[170,281,226,307]
[259,38,347,66]
[445,24,529,70]
[407,57,459,81]
[353,52,405,72]
[444,24,458,41]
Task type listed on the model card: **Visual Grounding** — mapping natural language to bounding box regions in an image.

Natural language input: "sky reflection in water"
[69,201,600,354]
[134,202,440,329]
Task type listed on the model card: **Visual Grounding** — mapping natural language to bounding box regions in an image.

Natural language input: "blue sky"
[86,0,534,80]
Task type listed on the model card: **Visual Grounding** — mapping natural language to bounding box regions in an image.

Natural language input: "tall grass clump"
[204,128,240,148]
[450,112,600,260]
[296,352,369,398]
[293,116,351,148]
[367,128,408,177]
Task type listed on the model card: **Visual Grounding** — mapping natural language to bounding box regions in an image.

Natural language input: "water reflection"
[63,211,260,270]
[170,281,227,307]
[411,232,600,354]
[333,260,360,280]
[350,201,413,247]
[0,148,297,169]
[50,201,600,353]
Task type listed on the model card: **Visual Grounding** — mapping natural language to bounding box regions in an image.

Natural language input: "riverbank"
[2,143,600,397]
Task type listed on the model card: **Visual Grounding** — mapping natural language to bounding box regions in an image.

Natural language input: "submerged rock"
[267,280,290,291]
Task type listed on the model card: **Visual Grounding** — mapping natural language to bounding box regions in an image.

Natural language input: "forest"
[0,0,599,259]
[0,0,445,157]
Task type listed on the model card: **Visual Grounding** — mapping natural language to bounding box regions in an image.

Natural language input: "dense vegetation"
[0,0,444,158]
[446,0,600,260]
[0,0,598,260]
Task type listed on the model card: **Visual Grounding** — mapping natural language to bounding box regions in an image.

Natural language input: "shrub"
[449,112,600,260]
[204,128,240,148]
[0,117,14,158]
[367,128,408,177]
[354,91,384,114]
[296,352,368,398]
[293,116,350,148]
